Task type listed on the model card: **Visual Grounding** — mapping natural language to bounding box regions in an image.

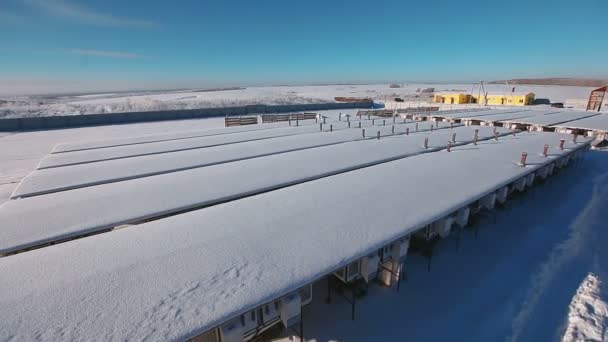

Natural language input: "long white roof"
[502,111,600,126]
[14,120,452,198]
[38,117,412,169]
[51,120,317,153]
[551,113,608,132]
[429,108,526,119]
[0,132,588,341]
[1,126,504,254]
[39,124,325,168]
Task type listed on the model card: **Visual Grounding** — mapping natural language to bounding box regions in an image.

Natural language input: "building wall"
[478,93,534,106]
[433,93,473,104]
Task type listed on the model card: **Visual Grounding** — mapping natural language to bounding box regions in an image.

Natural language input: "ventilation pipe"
[520,152,528,166]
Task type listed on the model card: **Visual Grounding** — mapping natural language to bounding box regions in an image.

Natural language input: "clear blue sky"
[1,0,606,92]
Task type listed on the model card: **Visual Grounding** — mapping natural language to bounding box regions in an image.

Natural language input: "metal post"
[406,127,409,135]
[452,132,456,143]
[319,123,323,131]
[325,276,331,303]
[430,124,434,132]
[415,123,419,131]
[330,124,333,132]
[543,144,549,157]
[296,119,299,127]
[339,112,342,121]
[362,129,365,138]
[447,141,452,152]
[424,137,429,149]
[323,117,326,124]
[377,131,381,140]
[348,121,351,128]
[351,291,356,321]
[392,125,395,134]
[372,119,375,126]
[300,306,305,342]
[396,262,403,292]
[358,121,361,129]
[383,119,386,126]
[559,139,565,149]
[289,118,292,126]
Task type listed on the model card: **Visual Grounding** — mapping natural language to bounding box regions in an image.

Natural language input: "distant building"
[478,92,535,106]
[433,93,474,104]
[586,85,607,112]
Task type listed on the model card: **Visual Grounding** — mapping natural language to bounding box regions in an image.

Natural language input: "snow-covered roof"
[0,132,589,341]
[0,126,506,255]
[51,120,314,153]
[502,111,600,127]
[13,120,450,198]
[551,113,608,132]
[430,108,527,119]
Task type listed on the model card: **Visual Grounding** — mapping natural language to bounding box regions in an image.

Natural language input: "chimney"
[543,144,549,157]
[520,152,528,166]
[424,137,429,149]
[559,139,565,150]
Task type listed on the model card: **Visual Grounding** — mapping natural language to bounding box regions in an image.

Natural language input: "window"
[347,261,360,279]
[250,311,255,322]
[274,301,280,310]
[264,305,269,315]
[519,99,524,103]
[299,285,312,304]
[240,315,245,326]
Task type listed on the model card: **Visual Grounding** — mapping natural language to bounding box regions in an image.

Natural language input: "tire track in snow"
[508,170,608,342]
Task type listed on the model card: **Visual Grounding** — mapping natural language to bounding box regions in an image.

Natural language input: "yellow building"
[478,93,535,106]
[433,93,474,104]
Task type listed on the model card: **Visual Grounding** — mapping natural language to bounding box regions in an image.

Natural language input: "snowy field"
[0,104,607,341]
[0,83,596,118]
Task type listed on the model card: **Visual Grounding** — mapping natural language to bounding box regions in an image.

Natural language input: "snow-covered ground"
[0,84,596,118]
